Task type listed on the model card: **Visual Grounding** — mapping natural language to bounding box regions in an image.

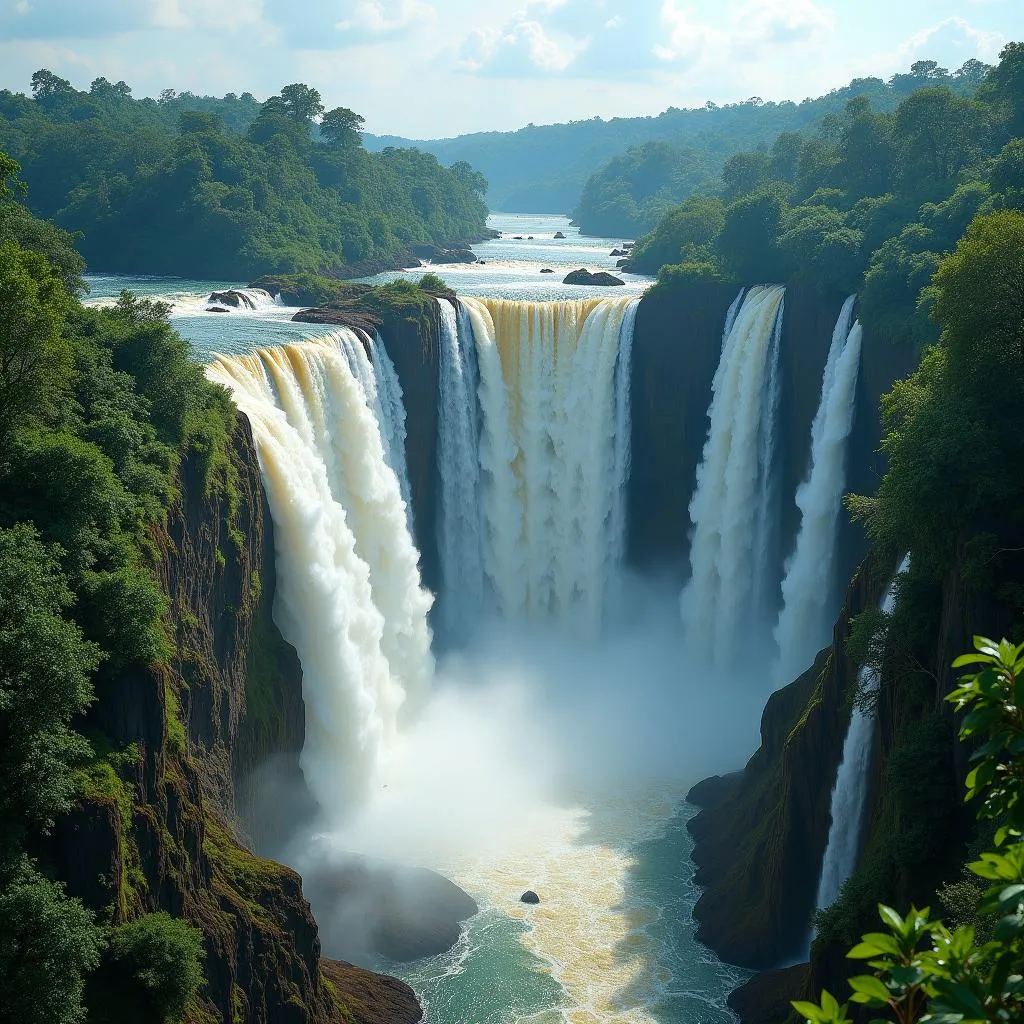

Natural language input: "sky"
[1,0,1021,139]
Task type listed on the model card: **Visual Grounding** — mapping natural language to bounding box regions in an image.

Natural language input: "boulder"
[206,306,230,313]
[209,289,263,309]
[304,854,478,964]
[477,260,487,264]
[562,268,625,287]
[554,231,566,239]
[622,242,635,249]
[616,258,631,268]
[520,891,540,904]
[540,268,554,274]
[514,235,524,240]
[527,236,534,239]
[610,249,626,257]
[432,247,477,264]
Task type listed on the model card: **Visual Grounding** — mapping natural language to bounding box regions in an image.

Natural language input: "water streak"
[680,285,787,666]
[773,298,861,686]
[815,554,911,913]
[436,298,485,639]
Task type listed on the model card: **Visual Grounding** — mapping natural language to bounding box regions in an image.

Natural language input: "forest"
[366,59,987,224]
[570,59,990,237]
[619,45,1024,355]
[0,74,489,279]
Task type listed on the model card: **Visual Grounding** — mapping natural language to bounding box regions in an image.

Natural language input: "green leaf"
[936,981,986,1018]
[878,905,905,932]
[973,636,1000,657]
[952,653,994,668]
[848,975,890,1003]
[792,1000,827,1023]
[853,933,903,957]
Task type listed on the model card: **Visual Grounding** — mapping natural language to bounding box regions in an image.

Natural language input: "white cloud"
[456,1,723,78]
[656,1,722,67]
[730,0,834,57]
[896,15,1005,68]
[150,0,264,32]
[456,16,584,75]
[336,0,436,36]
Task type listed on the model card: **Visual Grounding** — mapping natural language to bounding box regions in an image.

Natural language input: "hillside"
[363,59,986,217]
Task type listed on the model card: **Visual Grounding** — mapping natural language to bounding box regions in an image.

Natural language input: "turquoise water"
[377,797,750,1024]
[390,909,567,1024]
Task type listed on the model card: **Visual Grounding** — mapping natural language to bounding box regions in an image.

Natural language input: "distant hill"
[363,61,985,217]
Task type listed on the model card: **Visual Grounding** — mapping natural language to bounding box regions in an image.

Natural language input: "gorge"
[168,255,916,1022]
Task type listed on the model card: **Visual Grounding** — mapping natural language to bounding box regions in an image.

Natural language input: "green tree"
[91,913,205,1024]
[716,185,788,281]
[280,82,324,124]
[0,525,99,855]
[0,859,102,1024]
[321,106,365,147]
[894,87,987,184]
[0,240,72,444]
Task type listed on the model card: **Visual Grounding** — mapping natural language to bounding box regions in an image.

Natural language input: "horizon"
[0,1,1020,138]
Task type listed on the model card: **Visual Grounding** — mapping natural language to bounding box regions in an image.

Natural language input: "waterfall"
[206,330,434,811]
[772,298,862,686]
[680,285,787,666]
[752,294,784,626]
[815,555,910,913]
[436,298,485,639]
[458,296,639,630]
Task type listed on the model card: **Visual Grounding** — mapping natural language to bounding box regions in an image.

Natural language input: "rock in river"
[563,268,625,287]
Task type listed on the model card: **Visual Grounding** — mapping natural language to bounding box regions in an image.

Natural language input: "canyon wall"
[689,535,1024,1024]
[49,416,420,1024]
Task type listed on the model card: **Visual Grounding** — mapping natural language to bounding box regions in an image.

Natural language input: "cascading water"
[210,287,280,310]
[457,296,639,631]
[436,298,485,640]
[814,555,911,914]
[772,298,862,687]
[206,329,433,810]
[680,285,786,666]
[752,295,785,626]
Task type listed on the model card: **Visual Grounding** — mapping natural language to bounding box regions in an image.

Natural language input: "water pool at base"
[386,792,750,1024]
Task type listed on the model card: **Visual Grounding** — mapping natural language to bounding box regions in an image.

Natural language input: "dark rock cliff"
[374,302,443,594]
[687,559,885,969]
[49,416,421,1024]
[627,281,916,585]
[688,538,1024,1024]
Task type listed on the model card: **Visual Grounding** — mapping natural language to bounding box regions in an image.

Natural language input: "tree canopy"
[0,76,488,278]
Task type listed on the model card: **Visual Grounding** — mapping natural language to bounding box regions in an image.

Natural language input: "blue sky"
[1,0,1021,138]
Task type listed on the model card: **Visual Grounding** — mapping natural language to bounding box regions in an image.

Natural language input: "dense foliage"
[0,75,488,278]
[0,172,228,1020]
[367,62,988,220]
[625,46,1024,351]
[569,59,989,236]
[798,637,1024,1024]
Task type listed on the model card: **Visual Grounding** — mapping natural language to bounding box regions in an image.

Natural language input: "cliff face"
[627,282,915,583]
[50,416,421,1024]
[688,539,1024,1024]
[687,561,881,969]
[374,303,442,594]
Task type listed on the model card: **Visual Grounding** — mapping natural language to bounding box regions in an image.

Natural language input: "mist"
[243,571,776,969]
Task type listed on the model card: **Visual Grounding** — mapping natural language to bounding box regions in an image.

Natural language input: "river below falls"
[386,787,750,1024]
